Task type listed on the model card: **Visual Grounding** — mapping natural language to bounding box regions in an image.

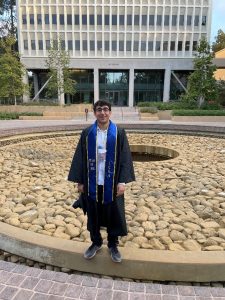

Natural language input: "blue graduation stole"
[87,120,117,204]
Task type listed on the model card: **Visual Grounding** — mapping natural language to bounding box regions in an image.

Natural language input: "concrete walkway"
[1,119,225,299]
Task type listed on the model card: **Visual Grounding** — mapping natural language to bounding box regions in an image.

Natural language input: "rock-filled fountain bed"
[0,132,225,252]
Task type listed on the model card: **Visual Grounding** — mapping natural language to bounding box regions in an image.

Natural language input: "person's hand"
[117,184,125,196]
[78,183,84,193]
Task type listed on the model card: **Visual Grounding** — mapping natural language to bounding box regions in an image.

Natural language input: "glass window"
[68,40,73,50]
[149,15,154,25]
[52,14,57,25]
[112,40,117,51]
[97,15,102,25]
[133,41,139,51]
[194,15,199,26]
[90,14,95,25]
[30,14,34,25]
[178,41,183,51]
[170,41,175,51]
[105,40,109,50]
[75,14,79,25]
[61,40,65,50]
[45,14,49,24]
[97,41,102,50]
[119,41,124,51]
[105,15,110,25]
[155,41,161,51]
[172,15,177,26]
[163,41,168,51]
[31,40,36,50]
[119,15,124,25]
[157,15,162,26]
[185,41,190,51]
[141,41,146,51]
[193,41,198,51]
[148,41,153,51]
[126,41,131,51]
[202,16,207,25]
[46,40,50,50]
[112,15,117,25]
[67,14,72,25]
[179,15,184,26]
[38,40,43,50]
[83,40,87,50]
[82,15,87,25]
[37,14,42,25]
[127,15,132,25]
[187,15,192,26]
[22,15,27,24]
[24,40,28,50]
[134,15,139,25]
[75,40,80,50]
[164,15,169,26]
[142,15,147,26]
[90,40,95,51]
[60,14,64,25]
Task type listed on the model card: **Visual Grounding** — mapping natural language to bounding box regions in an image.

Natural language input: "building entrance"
[105,90,128,106]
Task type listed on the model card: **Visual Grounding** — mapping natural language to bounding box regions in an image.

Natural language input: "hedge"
[172,110,225,116]
[0,112,43,120]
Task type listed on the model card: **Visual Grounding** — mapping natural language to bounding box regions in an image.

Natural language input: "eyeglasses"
[95,107,110,113]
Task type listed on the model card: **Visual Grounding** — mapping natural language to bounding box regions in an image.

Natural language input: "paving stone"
[179,297,195,300]
[0,271,12,284]
[64,284,83,298]
[67,274,83,285]
[34,279,53,293]
[6,274,26,286]
[162,296,178,300]
[97,278,113,289]
[129,282,145,292]
[145,295,162,300]
[112,290,129,300]
[0,261,16,272]
[194,286,212,297]
[49,282,68,296]
[211,287,225,297]
[113,280,130,291]
[96,288,113,300]
[12,265,29,274]
[161,285,178,295]
[195,297,212,300]
[39,270,56,280]
[82,275,98,287]
[145,283,161,294]
[129,292,146,300]
[177,286,195,296]
[48,295,64,300]
[52,272,69,283]
[20,277,39,290]
[79,286,98,300]
[25,267,42,277]
[0,284,5,292]
[30,292,49,300]
[12,289,34,300]
[0,286,18,300]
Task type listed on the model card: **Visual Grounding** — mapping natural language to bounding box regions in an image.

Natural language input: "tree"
[45,38,76,105]
[0,0,16,38]
[181,38,218,108]
[212,30,225,54]
[0,35,28,105]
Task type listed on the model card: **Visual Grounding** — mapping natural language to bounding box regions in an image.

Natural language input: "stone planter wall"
[172,116,225,122]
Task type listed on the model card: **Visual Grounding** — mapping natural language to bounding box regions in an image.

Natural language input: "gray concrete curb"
[1,221,225,282]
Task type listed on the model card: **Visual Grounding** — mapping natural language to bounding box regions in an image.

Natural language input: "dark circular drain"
[130,144,179,162]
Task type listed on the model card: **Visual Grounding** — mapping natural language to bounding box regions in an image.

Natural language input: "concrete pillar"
[163,68,171,102]
[94,68,99,103]
[22,71,29,103]
[33,73,39,100]
[128,68,134,107]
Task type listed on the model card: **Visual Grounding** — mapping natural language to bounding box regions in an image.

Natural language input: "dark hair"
[93,100,111,111]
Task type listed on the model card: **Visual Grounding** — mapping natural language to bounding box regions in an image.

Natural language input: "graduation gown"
[68,126,135,237]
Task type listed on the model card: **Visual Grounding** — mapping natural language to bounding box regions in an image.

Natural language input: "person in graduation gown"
[68,100,135,263]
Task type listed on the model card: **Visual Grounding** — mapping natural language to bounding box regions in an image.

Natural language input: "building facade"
[17,0,212,106]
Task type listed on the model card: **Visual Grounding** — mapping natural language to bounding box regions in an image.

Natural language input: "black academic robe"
[68,126,135,237]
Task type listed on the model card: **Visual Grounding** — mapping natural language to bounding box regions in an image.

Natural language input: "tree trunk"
[198,95,205,108]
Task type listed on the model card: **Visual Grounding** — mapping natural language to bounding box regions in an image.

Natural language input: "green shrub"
[140,107,158,113]
[21,101,59,106]
[172,110,225,116]
[137,101,197,110]
[0,112,43,119]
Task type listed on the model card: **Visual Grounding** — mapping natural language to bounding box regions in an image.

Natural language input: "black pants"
[90,186,118,248]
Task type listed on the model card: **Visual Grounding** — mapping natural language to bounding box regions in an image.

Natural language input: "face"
[94,105,112,126]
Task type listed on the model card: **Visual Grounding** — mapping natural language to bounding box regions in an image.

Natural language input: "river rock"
[65,224,80,238]
[182,240,201,251]
[170,230,186,241]
[168,243,185,251]
[19,210,38,223]
[204,245,224,251]
[142,221,156,232]
[150,238,165,250]
[218,229,225,239]
[200,221,220,229]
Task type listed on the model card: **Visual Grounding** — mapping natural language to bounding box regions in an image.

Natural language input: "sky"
[211,0,225,42]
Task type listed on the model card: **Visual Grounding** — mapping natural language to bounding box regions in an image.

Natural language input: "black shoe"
[84,243,102,259]
[109,246,122,263]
